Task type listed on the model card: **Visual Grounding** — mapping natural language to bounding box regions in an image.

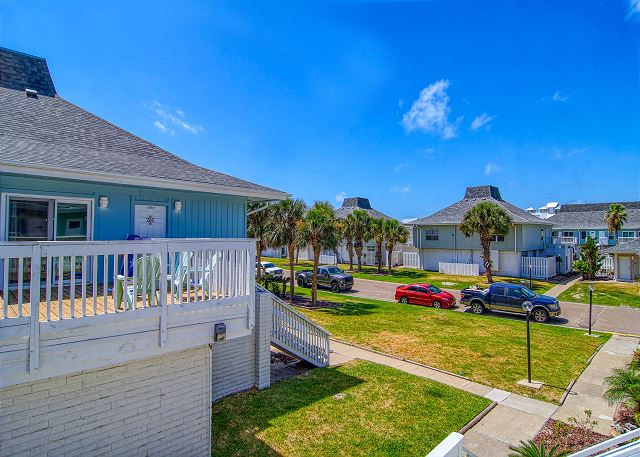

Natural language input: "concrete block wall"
[0,346,212,457]
[211,291,272,400]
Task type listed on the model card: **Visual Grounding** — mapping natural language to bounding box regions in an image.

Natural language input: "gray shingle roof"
[0,47,287,200]
[602,238,640,255]
[548,202,640,230]
[412,186,552,226]
[334,197,393,220]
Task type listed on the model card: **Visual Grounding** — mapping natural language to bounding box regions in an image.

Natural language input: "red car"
[395,283,456,308]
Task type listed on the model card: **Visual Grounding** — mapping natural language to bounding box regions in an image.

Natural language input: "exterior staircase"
[259,285,331,367]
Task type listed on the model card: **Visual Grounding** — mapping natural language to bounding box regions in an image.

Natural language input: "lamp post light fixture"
[522,300,534,384]
[588,284,594,336]
[98,196,109,209]
[174,200,182,212]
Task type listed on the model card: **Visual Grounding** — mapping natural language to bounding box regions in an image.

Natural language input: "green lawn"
[211,360,490,457]
[292,287,607,403]
[557,280,640,308]
[263,257,554,294]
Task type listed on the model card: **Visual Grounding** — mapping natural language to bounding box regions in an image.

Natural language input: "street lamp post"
[522,301,533,384]
[588,284,594,335]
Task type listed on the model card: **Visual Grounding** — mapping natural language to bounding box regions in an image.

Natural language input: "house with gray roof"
[602,239,640,281]
[547,202,640,248]
[409,186,557,277]
[0,47,287,245]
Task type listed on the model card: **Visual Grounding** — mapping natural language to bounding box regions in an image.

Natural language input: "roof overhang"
[0,161,290,201]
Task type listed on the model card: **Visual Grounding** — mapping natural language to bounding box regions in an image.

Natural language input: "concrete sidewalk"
[552,334,639,435]
[545,276,582,298]
[330,340,558,457]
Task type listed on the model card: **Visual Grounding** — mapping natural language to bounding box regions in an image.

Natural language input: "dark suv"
[296,266,354,292]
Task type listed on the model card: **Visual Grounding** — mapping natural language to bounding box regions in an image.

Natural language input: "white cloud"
[484,163,501,176]
[335,192,346,203]
[421,147,435,157]
[394,163,409,172]
[551,91,569,102]
[629,0,640,17]
[397,98,404,109]
[147,101,203,135]
[153,120,168,133]
[553,147,587,160]
[402,80,460,139]
[390,185,411,193]
[470,113,496,131]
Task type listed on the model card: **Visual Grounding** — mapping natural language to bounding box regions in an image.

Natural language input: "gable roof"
[548,202,640,230]
[0,47,288,201]
[334,197,393,220]
[602,238,640,255]
[412,185,552,226]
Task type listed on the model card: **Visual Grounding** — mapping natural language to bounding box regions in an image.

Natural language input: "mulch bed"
[612,405,639,434]
[270,350,298,365]
[533,419,609,453]
[284,295,343,309]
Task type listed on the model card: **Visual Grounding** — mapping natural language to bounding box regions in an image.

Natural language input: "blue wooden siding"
[0,173,247,240]
[415,223,549,252]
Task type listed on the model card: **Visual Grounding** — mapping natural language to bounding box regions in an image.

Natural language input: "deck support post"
[159,246,168,347]
[29,246,41,373]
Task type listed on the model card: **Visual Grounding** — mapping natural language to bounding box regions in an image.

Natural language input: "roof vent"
[25,88,38,99]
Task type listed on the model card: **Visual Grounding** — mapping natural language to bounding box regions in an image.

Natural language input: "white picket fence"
[438,262,480,276]
[598,255,614,276]
[521,256,557,279]
[318,254,337,265]
[403,252,421,269]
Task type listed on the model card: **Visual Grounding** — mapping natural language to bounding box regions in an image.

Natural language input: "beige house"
[603,239,640,282]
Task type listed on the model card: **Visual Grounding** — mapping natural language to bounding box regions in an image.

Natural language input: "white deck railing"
[553,236,577,245]
[0,238,256,372]
[265,286,330,367]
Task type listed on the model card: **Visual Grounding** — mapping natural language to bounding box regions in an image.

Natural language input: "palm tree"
[368,218,386,274]
[604,365,640,412]
[605,203,627,244]
[459,202,512,283]
[350,209,372,272]
[268,198,306,302]
[342,216,356,270]
[384,219,409,274]
[302,202,339,306]
[247,202,272,279]
[508,440,569,457]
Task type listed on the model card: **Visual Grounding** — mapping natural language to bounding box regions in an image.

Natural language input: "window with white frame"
[491,234,505,242]
[621,231,637,238]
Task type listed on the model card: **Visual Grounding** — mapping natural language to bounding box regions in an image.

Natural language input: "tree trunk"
[387,247,393,274]
[481,235,493,283]
[311,247,320,306]
[376,242,382,274]
[347,240,354,270]
[295,246,300,264]
[355,240,363,271]
[288,242,296,303]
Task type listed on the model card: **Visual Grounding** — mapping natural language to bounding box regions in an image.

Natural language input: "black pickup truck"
[460,282,561,323]
[296,266,354,292]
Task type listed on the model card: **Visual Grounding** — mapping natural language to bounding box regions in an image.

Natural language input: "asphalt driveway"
[343,277,640,336]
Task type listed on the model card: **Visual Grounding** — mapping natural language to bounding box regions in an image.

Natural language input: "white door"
[618,256,632,281]
[135,205,166,238]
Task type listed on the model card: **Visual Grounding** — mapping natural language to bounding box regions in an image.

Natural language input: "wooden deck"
[1,284,215,321]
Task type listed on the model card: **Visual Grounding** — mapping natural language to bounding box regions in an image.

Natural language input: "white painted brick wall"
[0,346,212,457]
[211,291,272,401]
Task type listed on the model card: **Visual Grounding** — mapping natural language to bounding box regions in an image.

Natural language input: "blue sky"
[1,0,639,219]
